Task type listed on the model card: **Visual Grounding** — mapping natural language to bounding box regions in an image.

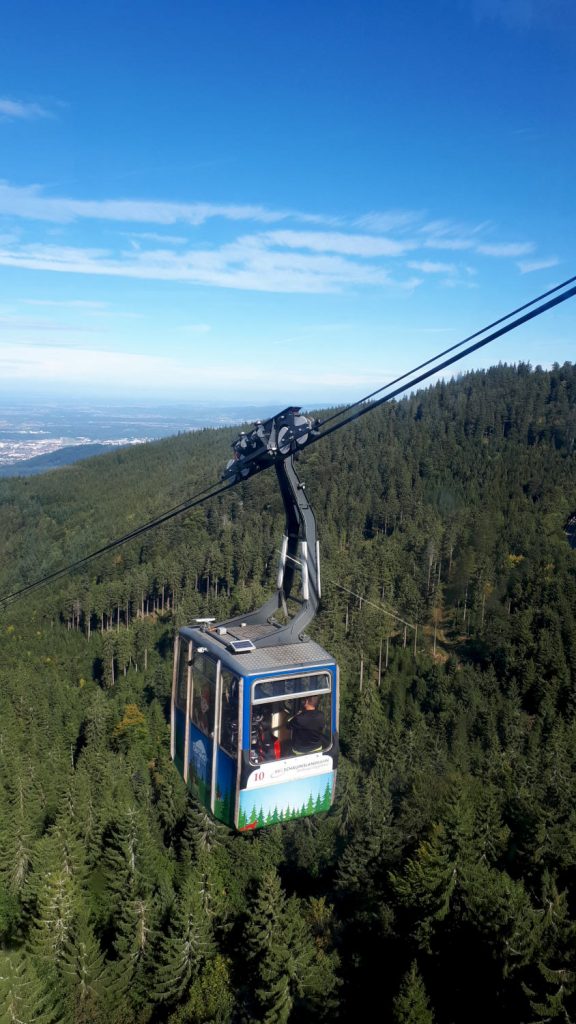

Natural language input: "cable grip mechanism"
[223,407,318,482]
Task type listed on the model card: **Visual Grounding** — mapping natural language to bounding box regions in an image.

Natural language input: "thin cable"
[3,277,576,610]
[314,281,576,442]
[1,477,236,607]
[324,576,415,629]
[317,273,576,429]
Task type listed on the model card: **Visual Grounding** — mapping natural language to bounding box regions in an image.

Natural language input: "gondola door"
[214,668,241,827]
[186,647,218,810]
[171,636,191,780]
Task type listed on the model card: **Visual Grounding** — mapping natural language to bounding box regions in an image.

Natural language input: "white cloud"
[424,236,475,251]
[407,261,457,274]
[0,238,421,293]
[0,313,104,345]
[0,181,311,227]
[0,98,52,121]
[0,340,401,393]
[24,299,109,310]
[477,242,535,257]
[0,180,548,295]
[123,231,189,245]
[354,210,422,232]
[517,257,560,273]
[259,229,416,257]
[21,298,144,320]
[421,219,495,252]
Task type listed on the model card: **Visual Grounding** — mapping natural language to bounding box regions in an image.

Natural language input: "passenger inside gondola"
[250,674,332,763]
[288,695,325,755]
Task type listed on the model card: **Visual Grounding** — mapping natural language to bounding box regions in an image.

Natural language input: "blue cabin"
[171,621,338,830]
[171,408,339,829]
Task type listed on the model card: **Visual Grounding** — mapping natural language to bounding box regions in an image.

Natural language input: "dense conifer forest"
[1,361,576,1023]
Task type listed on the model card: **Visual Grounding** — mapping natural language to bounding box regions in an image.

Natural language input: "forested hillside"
[1,362,576,1024]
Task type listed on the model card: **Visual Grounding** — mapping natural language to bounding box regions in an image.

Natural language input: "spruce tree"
[153,866,216,1006]
[393,961,435,1024]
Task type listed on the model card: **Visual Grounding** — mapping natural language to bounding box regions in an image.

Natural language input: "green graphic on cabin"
[238,773,334,830]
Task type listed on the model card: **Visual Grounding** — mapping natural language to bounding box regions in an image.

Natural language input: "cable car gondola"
[170,408,339,830]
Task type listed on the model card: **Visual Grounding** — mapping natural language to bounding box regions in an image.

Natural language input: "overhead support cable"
[2,275,575,610]
[313,279,576,442]
[318,273,576,430]
[1,477,236,607]
[325,578,415,629]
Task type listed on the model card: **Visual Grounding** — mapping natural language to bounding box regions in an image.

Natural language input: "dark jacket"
[290,708,325,753]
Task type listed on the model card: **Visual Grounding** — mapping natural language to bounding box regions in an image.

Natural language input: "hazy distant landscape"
[0,400,283,475]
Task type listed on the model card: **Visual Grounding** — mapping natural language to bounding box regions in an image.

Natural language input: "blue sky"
[0,0,574,405]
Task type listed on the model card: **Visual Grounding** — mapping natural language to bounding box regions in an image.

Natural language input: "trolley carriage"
[171,407,339,830]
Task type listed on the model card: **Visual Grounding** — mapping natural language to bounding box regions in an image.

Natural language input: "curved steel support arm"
[223,455,321,646]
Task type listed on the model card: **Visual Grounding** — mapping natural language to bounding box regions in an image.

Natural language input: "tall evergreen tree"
[393,961,435,1024]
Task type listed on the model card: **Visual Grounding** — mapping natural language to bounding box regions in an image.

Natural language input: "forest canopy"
[1,361,576,1023]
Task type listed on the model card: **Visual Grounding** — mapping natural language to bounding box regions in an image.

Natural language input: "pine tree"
[167,955,234,1024]
[61,911,108,1024]
[107,883,155,1008]
[244,870,339,1022]
[26,823,86,975]
[393,960,435,1024]
[0,948,60,1024]
[389,824,456,951]
[153,867,216,1005]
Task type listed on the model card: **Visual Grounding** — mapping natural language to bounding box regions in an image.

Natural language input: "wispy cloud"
[0,238,422,293]
[22,298,144,319]
[0,182,315,227]
[407,260,457,274]
[517,256,560,273]
[354,210,422,233]
[259,229,416,257]
[477,242,535,257]
[24,299,109,310]
[0,313,103,343]
[0,341,397,393]
[0,98,52,121]
[0,180,549,295]
[123,231,189,245]
[420,218,493,252]
[424,237,475,251]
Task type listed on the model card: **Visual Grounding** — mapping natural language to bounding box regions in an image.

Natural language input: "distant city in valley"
[0,399,287,476]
